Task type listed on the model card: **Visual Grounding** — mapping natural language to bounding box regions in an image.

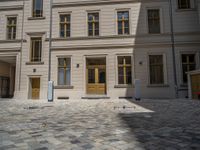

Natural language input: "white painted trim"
[56,56,72,86]
[115,54,134,86]
[147,52,168,85]
[145,6,164,34]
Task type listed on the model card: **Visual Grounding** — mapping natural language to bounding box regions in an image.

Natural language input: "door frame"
[85,55,107,95]
[28,76,41,100]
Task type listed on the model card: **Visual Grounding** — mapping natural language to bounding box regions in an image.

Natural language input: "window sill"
[54,85,74,89]
[176,8,196,12]
[147,84,169,88]
[180,84,188,87]
[26,62,44,65]
[28,17,46,20]
[114,84,134,88]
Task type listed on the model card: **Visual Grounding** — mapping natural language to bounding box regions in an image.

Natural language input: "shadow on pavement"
[118,99,200,150]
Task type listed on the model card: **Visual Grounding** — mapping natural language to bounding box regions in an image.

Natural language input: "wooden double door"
[86,58,106,95]
[30,78,40,99]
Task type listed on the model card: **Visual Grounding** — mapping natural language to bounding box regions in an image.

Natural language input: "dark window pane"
[66,68,71,85]
[88,69,95,83]
[118,67,124,84]
[182,54,196,83]
[31,38,42,62]
[117,11,129,35]
[118,57,124,65]
[58,58,65,66]
[88,13,99,36]
[58,68,65,85]
[178,0,191,9]
[60,14,71,38]
[148,9,160,34]
[99,69,106,83]
[126,67,132,84]
[58,58,71,85]
[33,0,43,17]
[149,55,164,84]
[125,56,131,64]
[7,17,17,40]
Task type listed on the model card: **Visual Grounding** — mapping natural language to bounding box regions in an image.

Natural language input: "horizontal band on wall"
[0,5,23,11]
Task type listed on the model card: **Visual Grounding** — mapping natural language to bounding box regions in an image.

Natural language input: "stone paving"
[0,99,200,150]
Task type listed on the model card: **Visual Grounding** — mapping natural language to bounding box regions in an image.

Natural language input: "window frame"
[147,53,168,85]
[147,9,161,34]
[59,13,71,38]
[116,55,133,85]
[177,0,194,10]
[87,11,100,37]
[57,57,72,86]
[181,53,196,84]
[30,37,42,62]
[32,0,43,18]
[117,10,130,35]
[6,16,17,40]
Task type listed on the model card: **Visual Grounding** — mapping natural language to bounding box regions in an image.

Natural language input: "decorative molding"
[51,41,200,51]
[0,5,23,11]
[0,40,26,43]
[51,44,134,51]
[25,62,44,65]
[26,32,46,36]
[46,32,200,42]
[0,48,21,52]
[114,85,134,88]
[53,0,136,8]
[54,85,74,89]
[47,35,134,42]
[27,17,46,20]
[147,84,170,88]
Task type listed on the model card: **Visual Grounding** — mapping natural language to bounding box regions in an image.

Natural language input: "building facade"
[0,0,200,100]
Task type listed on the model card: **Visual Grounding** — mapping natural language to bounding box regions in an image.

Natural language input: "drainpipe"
[169,0,178,98]
[19,0,25,91]
[48,0,53,82]
[47,0,54,102]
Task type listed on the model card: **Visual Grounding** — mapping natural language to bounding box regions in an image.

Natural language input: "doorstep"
[81,95,110,100]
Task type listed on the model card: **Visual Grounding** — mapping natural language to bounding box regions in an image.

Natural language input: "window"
[178,0,191,9]
[32,0,43,17]
[60,14,71,38]
[117,11,129,35]
[147,9,160,34]
[182,54,196,83]
[118,56,132,84]
[149,55,164,84]
[7,17,17,40]
[88,13,99,36]
[58,58,71,85]
[30,37,42,62]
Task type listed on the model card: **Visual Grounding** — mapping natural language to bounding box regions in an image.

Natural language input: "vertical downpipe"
[169,0,178,98]
[19,0,25,91]
[48,0,53,82]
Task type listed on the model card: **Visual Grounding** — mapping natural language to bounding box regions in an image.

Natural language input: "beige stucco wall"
[0,0,200,100]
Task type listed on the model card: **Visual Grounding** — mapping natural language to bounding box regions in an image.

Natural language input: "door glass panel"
[88,69,95,83]
[99,69,106,83]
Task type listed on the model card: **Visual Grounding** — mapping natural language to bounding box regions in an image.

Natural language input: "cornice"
[0,5,23,11]
[0,48,21,52]
[47,32,200,42]
[0,40,26,43]
[51,41,200,51]
[53,0,138,8]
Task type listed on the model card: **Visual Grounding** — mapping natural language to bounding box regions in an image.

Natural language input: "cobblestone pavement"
[0,99,200,150]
